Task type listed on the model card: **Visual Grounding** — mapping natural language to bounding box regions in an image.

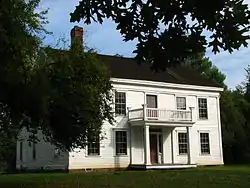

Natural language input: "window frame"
[176,97,187,110]
[32,142,36,160]
[87,135,100,156]
[115,91,126,116]
[199,132,211,155]
[115,130,128,156]
[19,141,23,161]
[177,132,188,155]
[198,98,208,120]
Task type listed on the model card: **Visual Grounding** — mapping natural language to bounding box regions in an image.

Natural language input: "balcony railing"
[128,105,193,123]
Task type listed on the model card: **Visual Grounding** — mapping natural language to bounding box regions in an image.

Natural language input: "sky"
[39,0,250,88]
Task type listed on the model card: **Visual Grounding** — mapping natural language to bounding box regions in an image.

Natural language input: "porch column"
[171,130,174,164]
[144,125,151,165]
[186,127,191,165]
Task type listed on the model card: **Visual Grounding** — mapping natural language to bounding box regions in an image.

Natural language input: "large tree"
[0,0,113,157]
[71,0,250,71]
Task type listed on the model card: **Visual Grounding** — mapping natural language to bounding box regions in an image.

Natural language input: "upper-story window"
[176,97,186,110]
[115,92,126,115]
[198,98,208,119]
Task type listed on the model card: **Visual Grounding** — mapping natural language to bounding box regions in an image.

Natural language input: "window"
[87,135,100,156]
[54,147,60,158]
[115,131,127,155]
[20,142,23,161]
[176,97,186,110]
[32,142,36,160]
[200,133,210,154]
[178,133,188,155]
[198,98,208,119]
[115,92,126,115]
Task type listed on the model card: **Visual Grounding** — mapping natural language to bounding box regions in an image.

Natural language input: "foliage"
[1,166,250,187]
[184,52,226,86]
[42,43,113,150]
[71,0,250,71]
[0,0,113,174]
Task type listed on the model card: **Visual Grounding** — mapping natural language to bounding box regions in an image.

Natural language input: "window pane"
[115,131,127,155]
[176,97,186,110]
[198,98,208,119]
[178,133,188,154]
[115,92,126,115]
[200,133,210,154]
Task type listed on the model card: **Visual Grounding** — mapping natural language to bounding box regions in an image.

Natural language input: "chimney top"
[70,26,83,47]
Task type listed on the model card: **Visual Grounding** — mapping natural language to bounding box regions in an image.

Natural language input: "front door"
[150,134,158,164]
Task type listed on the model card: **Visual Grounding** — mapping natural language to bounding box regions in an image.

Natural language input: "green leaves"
[42,45,113,150]
[71,0,250,70]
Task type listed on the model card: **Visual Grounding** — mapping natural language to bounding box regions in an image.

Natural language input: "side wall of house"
[16,128,69,170]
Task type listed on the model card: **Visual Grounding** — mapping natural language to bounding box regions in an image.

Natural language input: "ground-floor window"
[178,132,188,155]
[200,132,210,155]
[87,135,100,156]
[115,131,127,155]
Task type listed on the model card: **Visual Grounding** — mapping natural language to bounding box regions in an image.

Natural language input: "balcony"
[128,105,195,126]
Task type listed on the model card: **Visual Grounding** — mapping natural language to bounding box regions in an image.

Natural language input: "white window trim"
[197,97,209,120]
[113,128,128,157]
[198,130,211,156]
[176,131,188,156]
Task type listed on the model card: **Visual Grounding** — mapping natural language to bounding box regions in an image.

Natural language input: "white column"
[144,125,151,165]
[186,127,191,165]
[129,124,133,165]
[171,130,174,164]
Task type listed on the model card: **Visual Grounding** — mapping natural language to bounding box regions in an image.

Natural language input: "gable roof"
[98,54,222,88]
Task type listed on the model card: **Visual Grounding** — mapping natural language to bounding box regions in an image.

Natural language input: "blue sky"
[39,0,250,88]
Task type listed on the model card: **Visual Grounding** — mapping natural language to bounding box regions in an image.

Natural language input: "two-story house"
[16,26,224,171]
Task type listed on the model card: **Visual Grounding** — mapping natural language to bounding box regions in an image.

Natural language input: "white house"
[16,26,224,171]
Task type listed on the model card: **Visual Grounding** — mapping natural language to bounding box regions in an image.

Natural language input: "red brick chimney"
[70,26,83,47]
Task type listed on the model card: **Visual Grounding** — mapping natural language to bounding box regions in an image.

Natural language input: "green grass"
[0,166,250,188]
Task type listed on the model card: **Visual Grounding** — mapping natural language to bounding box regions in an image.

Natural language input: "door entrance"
[150,134,158,164]
[150,132,163,164]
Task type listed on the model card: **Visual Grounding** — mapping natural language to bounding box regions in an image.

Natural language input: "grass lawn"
[0,166,250,188]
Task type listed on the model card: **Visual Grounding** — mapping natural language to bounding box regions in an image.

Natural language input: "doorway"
[150,131,163,164]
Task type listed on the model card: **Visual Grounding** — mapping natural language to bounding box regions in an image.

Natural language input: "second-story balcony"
[128,105,195,127]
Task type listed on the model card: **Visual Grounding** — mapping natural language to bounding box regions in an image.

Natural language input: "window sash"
[115,131,127,155]
[178,133,188,154]
[115,92,126,115]
[198,98,208,119]
[200,133,210,154]
[176,97,186,110]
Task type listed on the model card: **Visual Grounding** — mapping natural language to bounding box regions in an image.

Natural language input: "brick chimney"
[70,26,83,47]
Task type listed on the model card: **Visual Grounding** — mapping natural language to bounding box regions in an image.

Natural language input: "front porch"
[128,105,196,170]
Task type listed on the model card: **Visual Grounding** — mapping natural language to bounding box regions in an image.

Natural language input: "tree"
[71,0,250,71]
[41,42,113,150]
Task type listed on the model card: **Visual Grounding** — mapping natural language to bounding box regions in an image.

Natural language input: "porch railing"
[128,106,193,122]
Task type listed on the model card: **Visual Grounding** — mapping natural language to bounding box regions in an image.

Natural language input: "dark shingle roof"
[98,54,222,88]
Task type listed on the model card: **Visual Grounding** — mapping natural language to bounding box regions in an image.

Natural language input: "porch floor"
[130,164,197,170]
